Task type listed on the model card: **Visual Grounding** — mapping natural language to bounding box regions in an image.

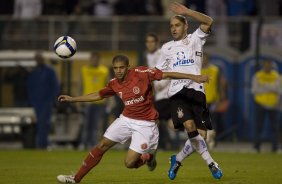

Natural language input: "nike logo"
[58,40,67,46]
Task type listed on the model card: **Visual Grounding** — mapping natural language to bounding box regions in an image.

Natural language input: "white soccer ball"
[54,36,77,59]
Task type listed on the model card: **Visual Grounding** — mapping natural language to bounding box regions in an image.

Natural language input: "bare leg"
[124,149,155,169]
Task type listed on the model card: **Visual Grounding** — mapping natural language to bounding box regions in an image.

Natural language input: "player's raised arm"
[162,72,210,84]
[58,92,103,103]
[169,2,213,33]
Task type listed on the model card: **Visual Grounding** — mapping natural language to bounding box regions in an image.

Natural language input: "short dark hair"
[90,51,100,59]
[112,54,129,66]
[145,32,159,43]
[173,15,188,25]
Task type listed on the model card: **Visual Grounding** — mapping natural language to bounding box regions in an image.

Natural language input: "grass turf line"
[0,150,281,184]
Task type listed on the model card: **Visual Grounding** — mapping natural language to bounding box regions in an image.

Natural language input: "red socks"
[74,147,104,182]
[73,148,153,182]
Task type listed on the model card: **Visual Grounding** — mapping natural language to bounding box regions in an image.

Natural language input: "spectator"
[13,0,42,47]
[79,52,109,150]
[146,0,163,15]
[201,53,228,150]
[13,0,42,19]
[92,0,115,17]
[27,52,60,149]
[251,59,280,153]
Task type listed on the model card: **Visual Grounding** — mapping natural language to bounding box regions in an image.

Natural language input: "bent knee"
[124,159,137,168]
[198,129,207,139]
[201,133,207,140]
[184,120,196,131]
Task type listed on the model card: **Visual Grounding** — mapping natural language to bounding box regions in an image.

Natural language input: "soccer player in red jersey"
[56,54,209,183]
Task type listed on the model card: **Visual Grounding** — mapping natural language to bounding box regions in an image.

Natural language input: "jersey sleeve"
[99,82,116,98]
[196,27,209,38]
[134,66,163,81]
[192,28,209,45]
[148,68,163,81]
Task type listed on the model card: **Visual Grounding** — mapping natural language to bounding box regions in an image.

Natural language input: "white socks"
[176,139,195,162]
[176,134,214,165]
[190,134,214,165]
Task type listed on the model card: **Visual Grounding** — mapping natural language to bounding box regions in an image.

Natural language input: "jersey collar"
[119,69,132,84]
[174,34,189,45]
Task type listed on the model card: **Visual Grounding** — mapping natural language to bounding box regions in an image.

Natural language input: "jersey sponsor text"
[124,95,145,106]
[173,59,195,68]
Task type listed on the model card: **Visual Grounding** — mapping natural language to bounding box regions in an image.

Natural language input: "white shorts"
[104,114,159,154]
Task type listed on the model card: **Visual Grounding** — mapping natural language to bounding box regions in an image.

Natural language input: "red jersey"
[99,66,163,121]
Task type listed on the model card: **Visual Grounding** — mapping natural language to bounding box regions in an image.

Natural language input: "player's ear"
[185,24,188,31]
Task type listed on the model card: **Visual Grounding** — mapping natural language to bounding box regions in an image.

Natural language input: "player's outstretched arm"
[169,2,213,33]
[58,92,103,103]
[162,72,209,84]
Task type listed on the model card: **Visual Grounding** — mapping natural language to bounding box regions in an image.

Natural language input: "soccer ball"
[54,36,77,59]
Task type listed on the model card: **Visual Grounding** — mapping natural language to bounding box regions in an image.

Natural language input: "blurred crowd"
[0,0,282,17]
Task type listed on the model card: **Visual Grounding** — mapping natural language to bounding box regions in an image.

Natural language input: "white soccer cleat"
[57,175,77,183]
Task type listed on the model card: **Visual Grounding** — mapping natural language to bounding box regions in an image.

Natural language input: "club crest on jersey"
[177,107,184,118]
[133,86,140,94]
[182,38,190,45]
[141,143,148,150]
[173,51,194,68]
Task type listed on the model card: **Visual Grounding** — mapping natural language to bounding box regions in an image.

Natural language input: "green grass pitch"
[0,150,281,184]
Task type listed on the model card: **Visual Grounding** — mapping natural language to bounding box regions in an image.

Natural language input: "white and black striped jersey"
[155,28,209,97]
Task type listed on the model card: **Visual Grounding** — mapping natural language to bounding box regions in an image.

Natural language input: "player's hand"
[58,95,73,102]
[195,75,210,84]
[169,2,189,15]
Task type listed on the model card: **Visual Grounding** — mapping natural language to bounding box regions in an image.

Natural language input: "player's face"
[262,60,272,73]
[170,18,188,41]
[145,36,158,53]
[90,55,100,67]
[113,60,129,81]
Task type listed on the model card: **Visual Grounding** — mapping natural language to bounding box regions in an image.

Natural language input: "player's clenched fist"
[198,75,210,84]
[58,95,73,102]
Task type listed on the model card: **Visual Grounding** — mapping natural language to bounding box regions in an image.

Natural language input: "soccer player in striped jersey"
[155,2,223,180]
